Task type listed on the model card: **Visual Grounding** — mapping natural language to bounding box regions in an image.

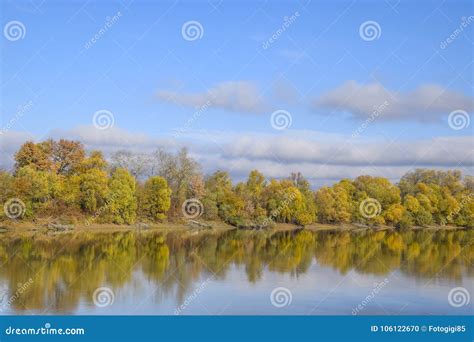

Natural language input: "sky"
[1,0,473,187]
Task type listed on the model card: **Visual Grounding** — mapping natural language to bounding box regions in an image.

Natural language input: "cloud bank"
[156,81,269,114]
[312,81,474,121]
[1,126,472,187]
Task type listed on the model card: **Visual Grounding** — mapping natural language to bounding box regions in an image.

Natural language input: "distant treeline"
[1,139,473,228]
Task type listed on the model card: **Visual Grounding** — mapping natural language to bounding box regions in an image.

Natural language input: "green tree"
[290,172,317,225]
[13,166,61,217]
[79,150,108,172]
[354,176,400,209]
[107,168,137,224]
[315,180,354,223]
[202,171,234,221]
[262,179,308,225]
[79,169,108,213]
[140,176,172,221]
[0,171,15,219]
[0,171,14,203]
[399,169,463,196]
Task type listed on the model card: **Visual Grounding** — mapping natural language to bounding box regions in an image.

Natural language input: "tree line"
[0,139,472,228]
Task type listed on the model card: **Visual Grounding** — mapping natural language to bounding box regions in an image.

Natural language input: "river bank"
[0,219,469,235]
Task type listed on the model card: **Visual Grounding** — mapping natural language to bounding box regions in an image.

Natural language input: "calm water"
[0,228,472,315]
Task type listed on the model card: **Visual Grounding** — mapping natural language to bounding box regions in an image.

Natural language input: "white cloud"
[2,127,472,188]
[156,81,269,114]
[273,81,299,104]
[0,131,33,171]
[192,132,473,187]
[219,133,473,167]
[313,81,474,121]
[50,126,175,152]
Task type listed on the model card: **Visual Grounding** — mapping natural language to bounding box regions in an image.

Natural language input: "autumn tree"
[14,139,85,175]
[13,166,61,217]
[0,171,14,203]
[153,148,201,218]
[79,150,108,172]
[315,179,354,224]
[230,170,268,224]
[79,169,108,213]
[262,179,307,225]
[399,169,463,196]
[290,172,317,225]
[0,171,14,219]
[140,176,172,221]
[71,150,110,214]
[106,168,137,224]
[352,176,400,224]
[111,150,151,178]
[383,204,406,227]
[51,139,85,175]
[4,140,474,229]
[203,171,240,223]
[14,141,53,172]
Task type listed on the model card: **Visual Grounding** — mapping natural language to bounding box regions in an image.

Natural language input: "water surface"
[0,228,472,315]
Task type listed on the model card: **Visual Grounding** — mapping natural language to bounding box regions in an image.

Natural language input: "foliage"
[140,176,172,221]
[106,168,137,224]
[79,169,109,213]
[2,141,473,228]
[14,139,85,175]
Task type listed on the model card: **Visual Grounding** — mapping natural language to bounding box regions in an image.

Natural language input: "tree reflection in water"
[0,228,471,313]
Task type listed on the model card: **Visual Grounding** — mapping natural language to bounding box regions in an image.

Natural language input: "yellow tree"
[140,176,172,221]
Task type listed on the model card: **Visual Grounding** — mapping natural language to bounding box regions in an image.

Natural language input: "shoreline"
[0,220,469,234]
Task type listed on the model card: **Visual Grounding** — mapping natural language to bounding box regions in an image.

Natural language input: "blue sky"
[1,0,473,185]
